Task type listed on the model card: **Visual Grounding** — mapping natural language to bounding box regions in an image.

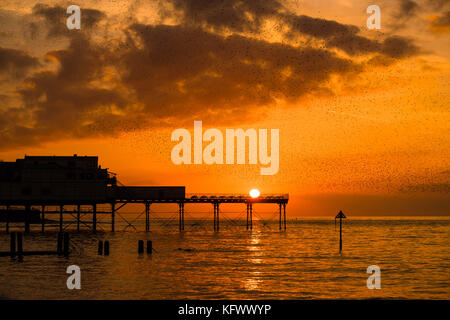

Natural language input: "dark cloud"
[380,36,420,59]
[399,0,420,16]
[286,14,359,40]
[0,1,425,150]
[388,0,450,31]
[32,3,106,38]
[169,0,284,32]
[5,35,126,148]
[429,11,450,33]
[284,14,421,58]
[122,24,358,115]
[0,47,39,78]
[168,0,421,59]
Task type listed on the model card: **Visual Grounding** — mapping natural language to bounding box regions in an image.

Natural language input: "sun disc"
[249,189,260,198]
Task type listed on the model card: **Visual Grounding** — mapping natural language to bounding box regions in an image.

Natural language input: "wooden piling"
[279,203,282,230]
[145,202,150,232]
[24,205,30,234]
[57,232,63,255]
[59,205,63,233]
[111,203,115,233]
[93,204,97,233]
[6,212,9,233]
[63,232,70,257]
[146,240,152,254]
[249,203,253,230]
[246,203,249,230]
[77,205,81,232]
[104,241,110,256]
[10,232,16,258]
[138,240,144,253]
[17,232,23,260]
[216,203,219,231]
[41,205,45,233]
[5,205,10,234]
[98,240,103,255]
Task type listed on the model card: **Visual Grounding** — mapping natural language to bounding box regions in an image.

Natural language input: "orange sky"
[0,0,449,215]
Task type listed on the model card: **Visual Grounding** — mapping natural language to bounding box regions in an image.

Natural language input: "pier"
[0,156,288,233]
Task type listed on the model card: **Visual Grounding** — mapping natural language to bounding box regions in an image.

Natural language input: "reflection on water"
[0,217,449,299]
[245,231,262,291]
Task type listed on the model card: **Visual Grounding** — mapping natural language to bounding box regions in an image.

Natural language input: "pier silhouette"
[0,155,288,232]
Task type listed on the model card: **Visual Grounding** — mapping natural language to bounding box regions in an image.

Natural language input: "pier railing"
[185,193,289,200]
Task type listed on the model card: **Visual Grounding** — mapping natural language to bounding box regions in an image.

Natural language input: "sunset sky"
[0,0,449,215]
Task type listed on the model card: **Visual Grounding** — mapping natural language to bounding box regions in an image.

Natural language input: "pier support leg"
[246,203,249,230]
[145,202,150,232]
[77,205,81,232]
[279,203,282,230]
[41,205,45,233]
[6,205,10,234]
[24,204,30,234]
[17,232,23,261]
[178,202,184,231]
[213,203,219,232]
[250,203,253,230]
[213,203,217,231]
[93,204,97,233]
[111,203,115,232]
[216,203,219,231]
[283,203,286,230]
[59,205,63,233]
[10,232,16,258]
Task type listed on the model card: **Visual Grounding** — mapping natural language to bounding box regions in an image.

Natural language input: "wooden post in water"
[63,232,70,257]
[17,232,23,261]
[10,232,16,258]
[283,203,287,230]
[138,240,144,254]
[147,240,152,254]
[98,240,103,255]
[104,241,110,256]
[57,232,63,255]
[335,210,346,253]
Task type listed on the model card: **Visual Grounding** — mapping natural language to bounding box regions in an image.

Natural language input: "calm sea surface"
[0,216,449,299]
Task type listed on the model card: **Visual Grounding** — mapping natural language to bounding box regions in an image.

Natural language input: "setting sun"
[250,189,260,198]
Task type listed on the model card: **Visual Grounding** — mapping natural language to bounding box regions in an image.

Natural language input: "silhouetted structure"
[335,210,346,252]
[0,155,288,232]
